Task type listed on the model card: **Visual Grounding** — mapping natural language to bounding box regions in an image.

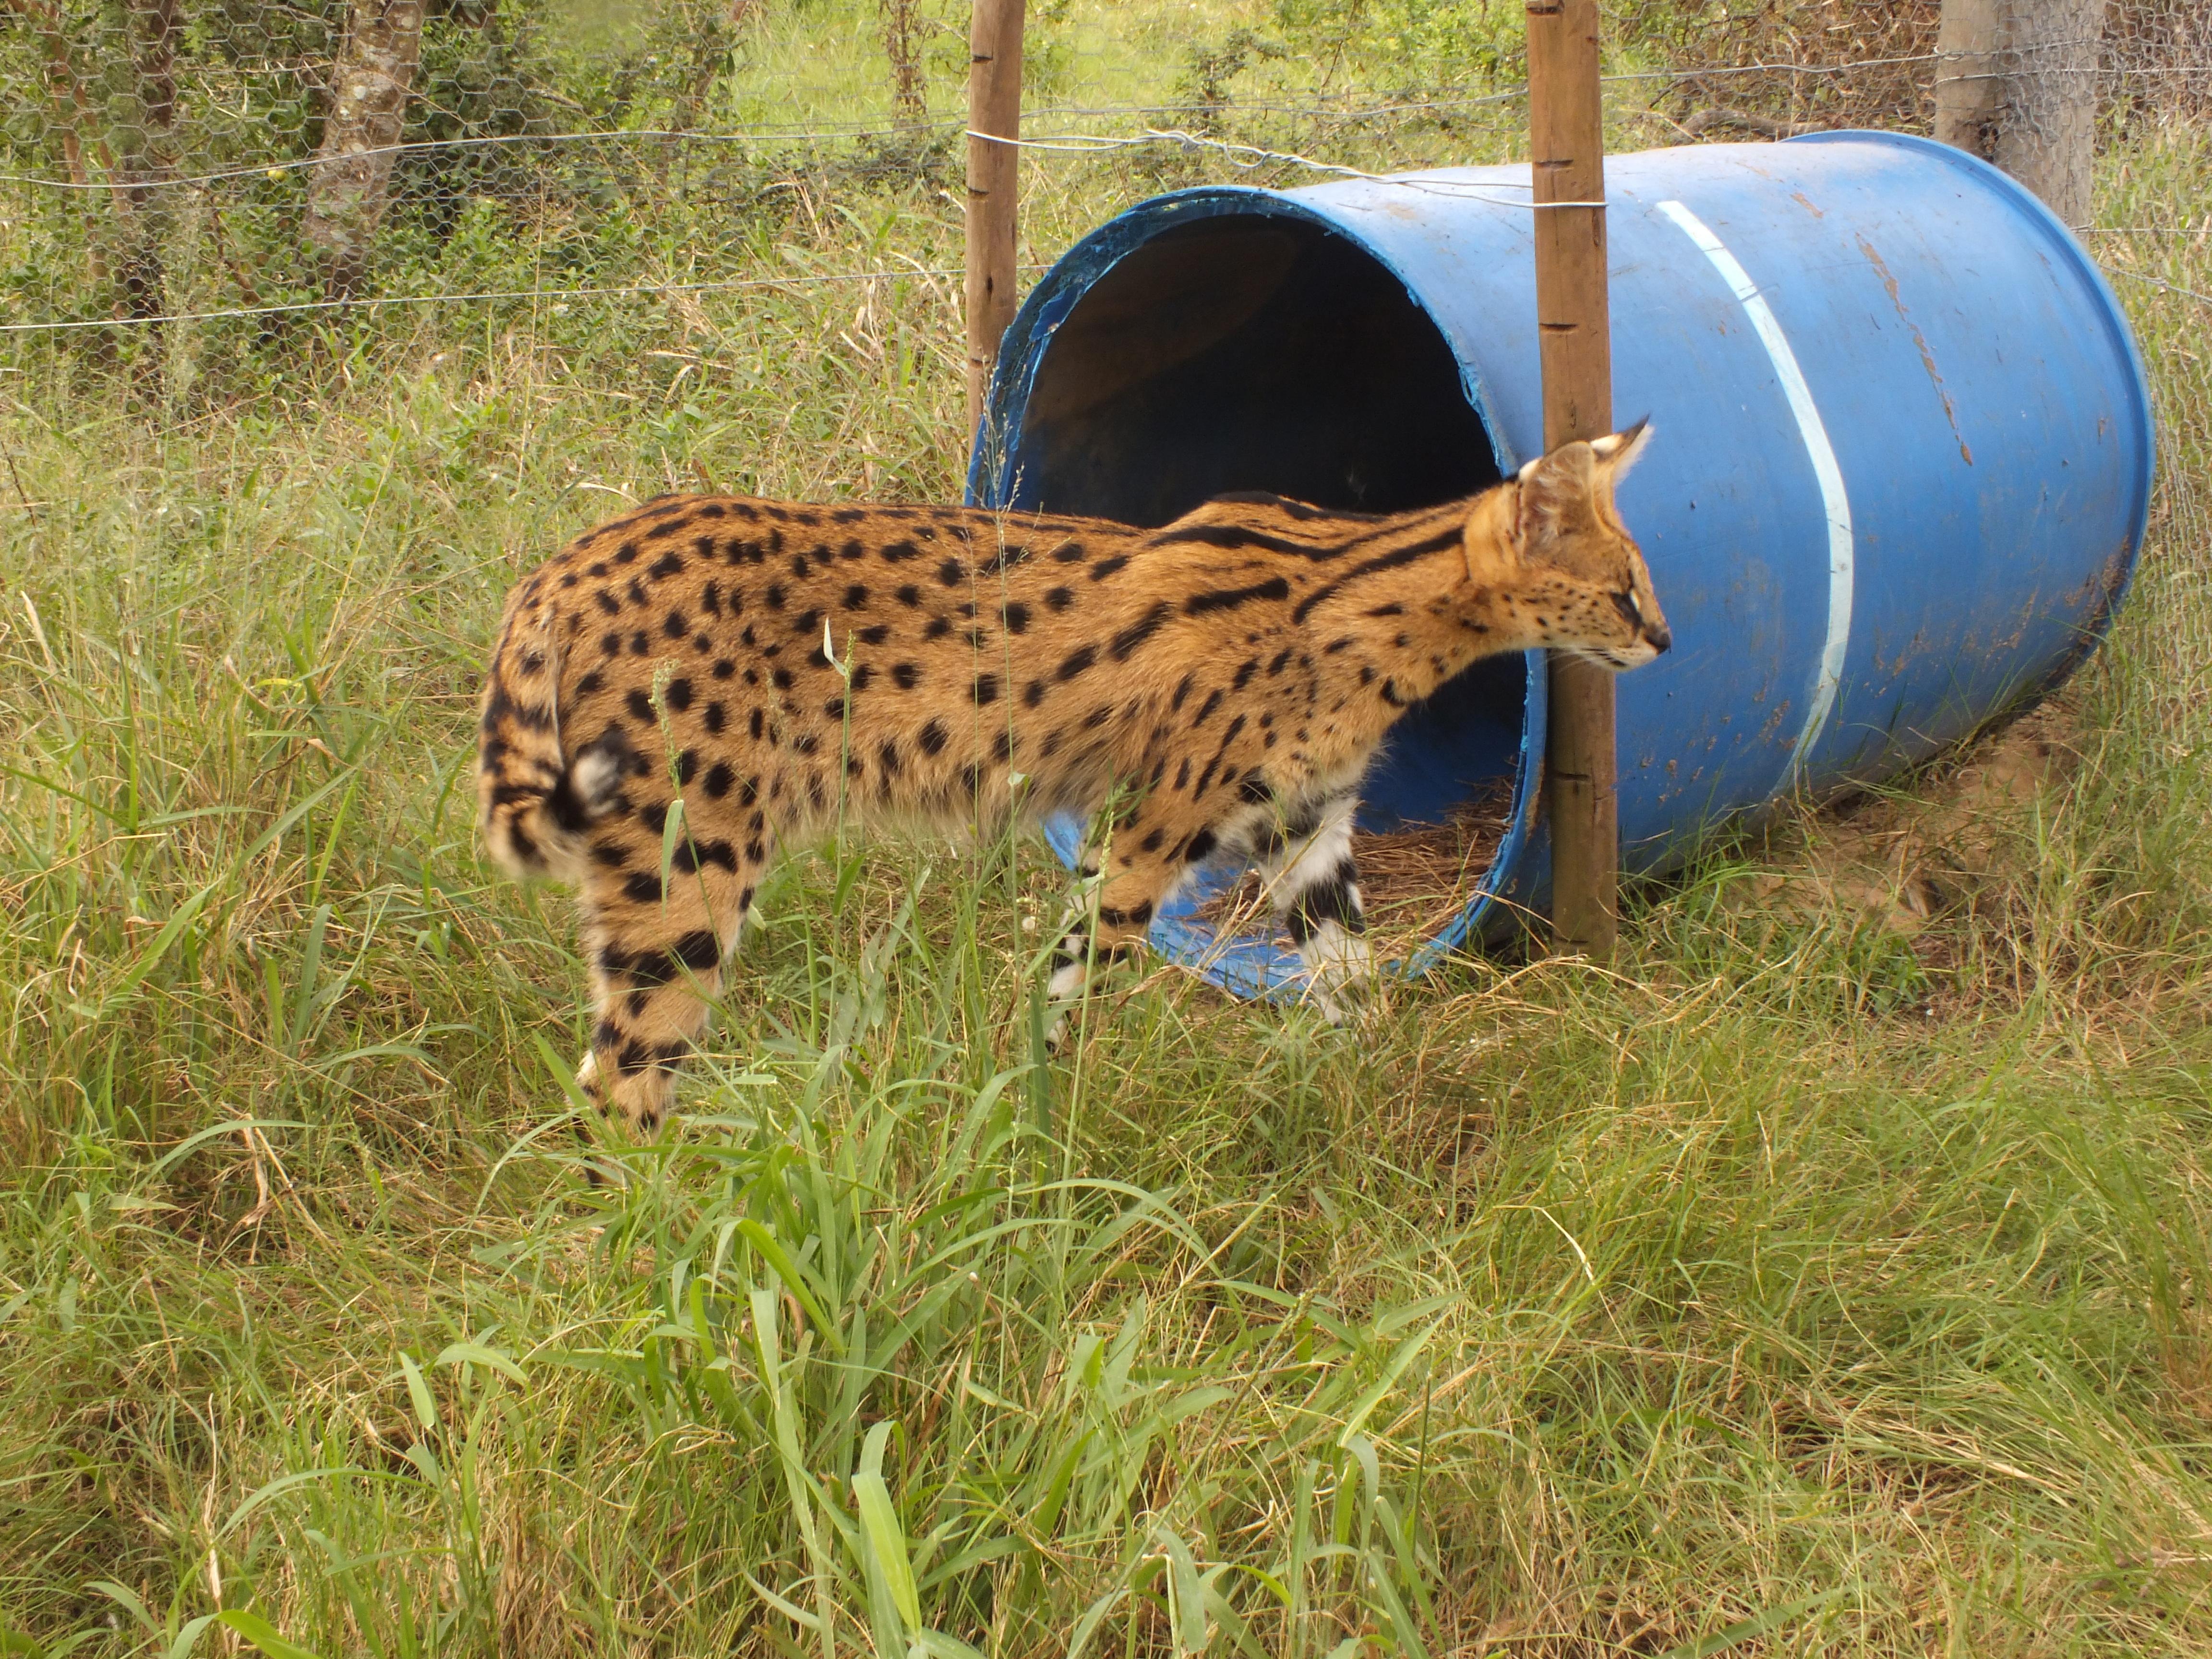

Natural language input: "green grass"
[5,5,2212,1655]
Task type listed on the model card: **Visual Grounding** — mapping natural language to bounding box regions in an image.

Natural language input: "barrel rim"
[969,182,1549,997]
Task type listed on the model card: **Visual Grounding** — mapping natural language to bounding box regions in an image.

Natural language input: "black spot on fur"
[1286,860,1364,943]
[1044,587,1074,612]
[1109,602,1172,661]
[917,719,948,756]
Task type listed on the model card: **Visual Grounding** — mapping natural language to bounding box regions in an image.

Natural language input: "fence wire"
[0,0,2206,375]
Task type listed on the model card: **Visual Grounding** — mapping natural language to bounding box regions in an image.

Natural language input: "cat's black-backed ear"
[1514,440,1599,550]
[1589,419,1654,483]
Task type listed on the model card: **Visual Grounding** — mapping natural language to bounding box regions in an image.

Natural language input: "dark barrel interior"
[1002,211,1530,832]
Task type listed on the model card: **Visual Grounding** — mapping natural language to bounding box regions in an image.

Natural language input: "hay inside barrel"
[1193,783,1515,960]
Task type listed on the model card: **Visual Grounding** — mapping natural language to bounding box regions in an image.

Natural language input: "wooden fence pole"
[1527,0,1617,963]
[965,0,1026,442]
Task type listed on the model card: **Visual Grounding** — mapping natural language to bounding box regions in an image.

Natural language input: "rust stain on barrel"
[1857,232,1974,467]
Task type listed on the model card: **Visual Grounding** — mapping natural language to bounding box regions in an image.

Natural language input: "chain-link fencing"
[0,0,2204,397]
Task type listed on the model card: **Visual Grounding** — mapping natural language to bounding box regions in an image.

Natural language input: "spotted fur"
[478,425,1669,1136]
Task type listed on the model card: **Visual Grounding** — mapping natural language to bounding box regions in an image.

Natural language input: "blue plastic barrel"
[968,132,2155,998]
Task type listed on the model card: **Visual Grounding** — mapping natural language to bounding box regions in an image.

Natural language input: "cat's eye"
[1611,590,1643,628]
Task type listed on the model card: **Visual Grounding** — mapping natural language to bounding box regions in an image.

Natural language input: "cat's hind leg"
[574,824,769,1141]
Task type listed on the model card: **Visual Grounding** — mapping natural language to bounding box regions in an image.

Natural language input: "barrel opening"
[1010,212,1503,525]
[1002,208,1535,968]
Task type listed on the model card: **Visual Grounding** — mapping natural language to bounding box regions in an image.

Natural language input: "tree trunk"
[4,0,106,283]
[116,0,181,329]
[304,0,426,301]
[1936,0,2108,228]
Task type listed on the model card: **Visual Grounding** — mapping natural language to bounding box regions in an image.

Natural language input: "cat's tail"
[477,578,627,882]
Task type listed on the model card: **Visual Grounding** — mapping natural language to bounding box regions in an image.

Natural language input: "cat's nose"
[1644,621,1672,654]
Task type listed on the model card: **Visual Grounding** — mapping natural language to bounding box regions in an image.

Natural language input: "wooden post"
[965,0,1026,443]
[1935,0,2107,229]
[1527,0,1616,963]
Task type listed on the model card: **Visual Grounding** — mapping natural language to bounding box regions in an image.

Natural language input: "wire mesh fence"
[0,0,2205,396]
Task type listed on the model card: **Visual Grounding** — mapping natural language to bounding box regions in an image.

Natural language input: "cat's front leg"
[1255,789,1371,1020]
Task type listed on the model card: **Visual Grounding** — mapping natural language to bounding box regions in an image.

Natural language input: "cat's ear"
[1514,440,1599,550]
[1590,418,1654,484]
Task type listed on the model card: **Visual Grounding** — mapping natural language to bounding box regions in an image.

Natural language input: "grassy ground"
[5,4,2212,1655]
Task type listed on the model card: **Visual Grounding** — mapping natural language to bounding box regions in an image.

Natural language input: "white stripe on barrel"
[1657,198,1855,776]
